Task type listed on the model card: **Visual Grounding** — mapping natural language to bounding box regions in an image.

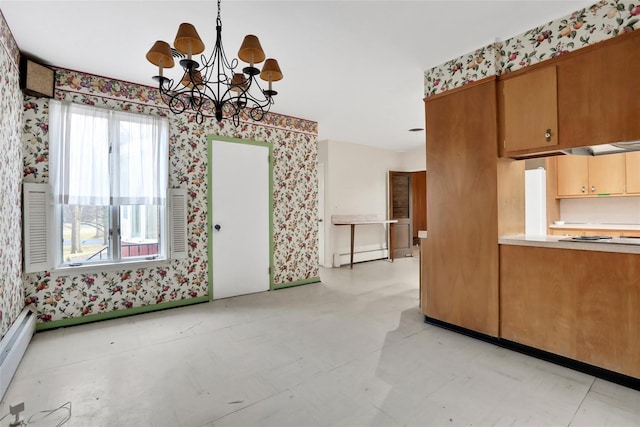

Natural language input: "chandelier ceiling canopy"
[146,0,283,126]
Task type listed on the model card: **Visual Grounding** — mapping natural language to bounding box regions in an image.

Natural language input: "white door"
[211,139,270,299]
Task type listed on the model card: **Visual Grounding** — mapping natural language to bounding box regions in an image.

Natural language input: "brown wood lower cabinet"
[500,244,640,378]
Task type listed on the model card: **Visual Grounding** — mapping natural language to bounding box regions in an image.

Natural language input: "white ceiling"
[2,0,594,152]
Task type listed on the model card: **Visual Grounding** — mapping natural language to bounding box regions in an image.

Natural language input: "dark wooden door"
[389,171,413,258]
[412,170,427,243]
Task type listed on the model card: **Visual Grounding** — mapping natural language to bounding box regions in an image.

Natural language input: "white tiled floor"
[2,253,640,426]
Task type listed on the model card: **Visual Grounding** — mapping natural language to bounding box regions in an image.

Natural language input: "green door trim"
[207,135,274,300]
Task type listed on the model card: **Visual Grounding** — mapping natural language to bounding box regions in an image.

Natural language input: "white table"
[331,215,398,268]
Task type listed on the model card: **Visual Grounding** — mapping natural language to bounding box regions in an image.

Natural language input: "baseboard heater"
[0,308,36,400]
[333,247,389,267]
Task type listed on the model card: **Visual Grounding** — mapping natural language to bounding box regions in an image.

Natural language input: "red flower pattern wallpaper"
[21,68,319,325]
[0,11,25,339]
[425,0,640,97]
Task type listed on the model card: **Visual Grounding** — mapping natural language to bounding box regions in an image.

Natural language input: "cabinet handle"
[545,129,552,142]
[581,186,586,193]
[591,186,596,193]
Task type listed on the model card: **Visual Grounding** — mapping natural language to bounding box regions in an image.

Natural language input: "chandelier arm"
[156,77,191,115]
[250,105,266,122]
[148,0,280,125]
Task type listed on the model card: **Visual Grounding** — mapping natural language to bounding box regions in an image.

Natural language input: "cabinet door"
[557,155,588,196]
[502,66,558,153]
[626,152,640,194]
[501,245,640,378]
[558,31,640,147]
[424,80,499,337]
[588,154,625,195]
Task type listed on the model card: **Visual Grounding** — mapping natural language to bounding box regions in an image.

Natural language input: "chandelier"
[145,0,283,126]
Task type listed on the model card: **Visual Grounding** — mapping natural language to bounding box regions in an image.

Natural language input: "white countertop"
[549,223,640,231]
[499,234,640,254]
[331,214,398,225]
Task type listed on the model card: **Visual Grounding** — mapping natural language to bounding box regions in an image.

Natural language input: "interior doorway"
[388,170,427,258]
[388,171,413,258]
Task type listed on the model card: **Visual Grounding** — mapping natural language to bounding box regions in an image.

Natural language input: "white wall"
[319,139,408,267]
[398,144,426,171]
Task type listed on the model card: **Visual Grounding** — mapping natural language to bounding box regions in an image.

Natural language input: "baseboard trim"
[424,315,640,391]
[273,277,321,290]
[35,277,322,331]
[36,296,210,331]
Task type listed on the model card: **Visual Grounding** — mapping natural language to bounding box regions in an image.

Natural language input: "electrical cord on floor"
[0,402,71,427]
[1,403,26,427]
[25,402,71,426]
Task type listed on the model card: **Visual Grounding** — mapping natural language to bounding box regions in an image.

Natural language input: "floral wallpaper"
[425,0,640,97]
[0,11,25,339]
[21,68,318,324]
[424,44,499,98]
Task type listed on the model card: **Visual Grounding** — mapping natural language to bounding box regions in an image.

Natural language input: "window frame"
[23,102,188,274]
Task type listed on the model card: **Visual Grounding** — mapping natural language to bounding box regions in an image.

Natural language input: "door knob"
[214,224,221,231]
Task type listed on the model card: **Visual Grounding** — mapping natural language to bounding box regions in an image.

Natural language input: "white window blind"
[169,188,188,260]
[23,183,53,273]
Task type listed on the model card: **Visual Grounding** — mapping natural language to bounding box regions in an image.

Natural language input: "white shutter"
[23,183,53,273]
[169,188,188,259]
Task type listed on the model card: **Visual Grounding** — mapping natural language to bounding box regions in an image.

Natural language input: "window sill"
[51,258,171,277]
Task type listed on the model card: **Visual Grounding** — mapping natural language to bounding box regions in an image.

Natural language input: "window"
[48,101,169,267]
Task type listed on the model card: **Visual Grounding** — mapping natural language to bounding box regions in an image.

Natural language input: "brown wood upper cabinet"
[626,152,640,194]
[499,65,558,154]
[556,154,625,197]
[499,30,640,158]
[556,155,588,196]
[557,30,640,148]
